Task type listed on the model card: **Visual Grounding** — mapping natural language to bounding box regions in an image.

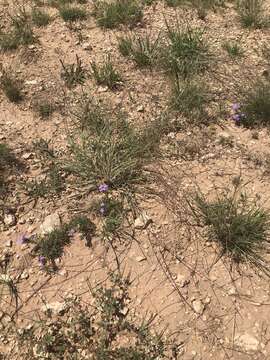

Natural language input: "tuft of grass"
[118,33,160,67]
[60,55,87,88]
[36,101,55,119]
[0,70,23,103]
[93,0,143,29]
[37,224,71,268]
[59,6,87,22]
[66,99,162,190]
[237,0,269,28]
[0,32,20,51]
[162,21,211,79]
[170,79,210,123]
[240,79,270,127]
[10,8,37,45]
[165,0,184,6]
[193,188,270,275]
[91,56,122,89]
[31,8,51,27]
[0,143,17,194]
[223,41,244,57]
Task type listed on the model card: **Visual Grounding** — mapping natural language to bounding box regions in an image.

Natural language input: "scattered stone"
[40,213,61,235]
[98,86,108,93]
[21,271,29,280]
[228,287,237,296]
[22,152,33,160]
[134,212,152,230]
[25,79,38,86]
[235,333,260,352]
[192,299,204,314]
[5,240,12,248]
[59,269,68,277]
[4,213,16,227]
[82,42,92,50]
[42,301,68,315]
[176,274,190,288]
[137,105,144,112]
[136,256,146,262]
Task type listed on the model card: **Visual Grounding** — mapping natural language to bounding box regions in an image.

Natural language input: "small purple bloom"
[17,234,29,245]
[68,229,76,237]
[98,183,109,193]
[232,114,241,122]
[38,256,46,267]
[100,203,106,215]
[232,103,240,111]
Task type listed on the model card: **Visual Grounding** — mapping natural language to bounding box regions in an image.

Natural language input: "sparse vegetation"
[223,41,244,57]
[118,33,160,67]
[170,79,210,123]
[162,22,211,78]
[60,55,87,88]
[193,187,270,275]
[0,70,23,103]
[237,0,268,28]
[31,8,51,27]
[240,79,270,127]
[59,5,87,22]
[93,0,143,28]
[91,56,123,89]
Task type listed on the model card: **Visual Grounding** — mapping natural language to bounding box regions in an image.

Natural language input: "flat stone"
[192,299,204,314]
[136,256,146,262]
[134,212,152,230]
[41,301,68,315]
[235,333,260,352]
[4,213,16,227]
[40,213,61,235]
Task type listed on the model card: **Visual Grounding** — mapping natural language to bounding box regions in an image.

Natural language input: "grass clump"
[239,79,270,127]
[193,187,270,275]
[162,22,211,79]
[37,224,71,269]
[93,0,143,29]
[91,56,122,90]
[67,98,162,190]
[170,79,210,123]
[223,41,244,57]
[237,0,269,28]
[0,144,17,195]
[60,55,87,88]
[118,33,160,67]
[59,6,87,22]
[0,70,23,103]
[31,8,51,27]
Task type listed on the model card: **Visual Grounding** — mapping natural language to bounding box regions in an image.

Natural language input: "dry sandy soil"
[1,0,270,359]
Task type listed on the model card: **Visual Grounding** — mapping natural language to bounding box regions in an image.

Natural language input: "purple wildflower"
[98,183,109,193]
[100,202,106,215]
[38,256,46,267]
[232,103,241,111]
[17,234,29,245]
[232,114,241,122]
[68,228,76,237]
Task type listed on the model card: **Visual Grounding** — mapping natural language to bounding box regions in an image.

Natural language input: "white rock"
[40,213,61,235]
[25,80,38,86]
[192,299,204,314]
[134,212,152,230]
[82,42,92,50]
[4,213,16,227]
[235,334,260,352]
[5,240,12,247]
[136,256,146,262]
[42,301,68,315]
[176,274,189,288]
[21,271,29,280]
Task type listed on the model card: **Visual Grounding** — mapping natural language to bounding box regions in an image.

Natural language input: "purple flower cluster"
[38,256,46,267]
[98,183,109,193]
[232,103,246,124]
